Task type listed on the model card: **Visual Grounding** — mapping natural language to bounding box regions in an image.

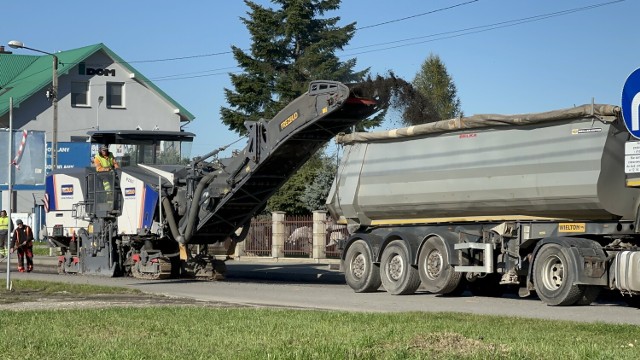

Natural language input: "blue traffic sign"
[622,68,640,139]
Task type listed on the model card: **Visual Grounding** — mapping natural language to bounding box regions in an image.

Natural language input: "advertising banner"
[46,142,93,173]
[0,130,46,186]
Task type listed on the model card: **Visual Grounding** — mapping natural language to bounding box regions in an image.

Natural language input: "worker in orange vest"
[10,219,34,272]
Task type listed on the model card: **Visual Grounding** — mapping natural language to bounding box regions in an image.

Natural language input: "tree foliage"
[355,72,438,128]
[221,0,367,135]
[266,152,326,215]
[412,53,462,122]
[300,156,336,212]
[223,0,372,215]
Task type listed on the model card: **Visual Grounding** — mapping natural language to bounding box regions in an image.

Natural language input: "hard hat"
[100,145,108,151]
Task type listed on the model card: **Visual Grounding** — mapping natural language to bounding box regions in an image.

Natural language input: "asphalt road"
[3,262,639,326]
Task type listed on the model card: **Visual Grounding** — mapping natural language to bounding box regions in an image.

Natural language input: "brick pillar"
[235,235,245,257]
[312,210,327,260]
[271,211,285,258]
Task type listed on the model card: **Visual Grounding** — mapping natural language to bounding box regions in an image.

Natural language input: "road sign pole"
[6,98,13,290]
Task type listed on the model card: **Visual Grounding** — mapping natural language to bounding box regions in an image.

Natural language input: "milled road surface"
[5,270,639,325]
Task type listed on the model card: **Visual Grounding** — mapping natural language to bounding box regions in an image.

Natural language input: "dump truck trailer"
[328,103,640,306]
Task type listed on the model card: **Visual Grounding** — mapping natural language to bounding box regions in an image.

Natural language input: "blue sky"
[3,0,637,157]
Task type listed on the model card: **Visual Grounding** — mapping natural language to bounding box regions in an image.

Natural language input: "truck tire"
[533,243,585,306]
[344,240,381,293]
[380,240,421,295]
[418,236,463,295]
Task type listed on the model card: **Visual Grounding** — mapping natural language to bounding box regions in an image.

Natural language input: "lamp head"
[8,40,24,49]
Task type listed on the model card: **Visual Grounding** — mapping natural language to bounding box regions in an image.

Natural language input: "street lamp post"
[96,95,104,130]
[8,40,59,171]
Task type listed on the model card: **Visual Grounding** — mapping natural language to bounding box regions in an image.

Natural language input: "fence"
[237,211,348,260]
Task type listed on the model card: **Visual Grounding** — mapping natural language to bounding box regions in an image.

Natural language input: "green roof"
[0,43,194,121]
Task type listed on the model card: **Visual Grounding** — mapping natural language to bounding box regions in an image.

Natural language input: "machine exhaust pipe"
[181,172,217,244]
[161,197,183,244]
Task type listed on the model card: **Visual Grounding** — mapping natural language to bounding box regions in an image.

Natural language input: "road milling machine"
[44,81,378,279]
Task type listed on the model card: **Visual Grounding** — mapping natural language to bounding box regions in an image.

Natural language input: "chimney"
[0,46,12,54]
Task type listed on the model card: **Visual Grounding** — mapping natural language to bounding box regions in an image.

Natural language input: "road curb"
[1,256,345,284]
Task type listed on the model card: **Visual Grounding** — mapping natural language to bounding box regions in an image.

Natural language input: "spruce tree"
[221,0,366,135]
[412,53,462,122]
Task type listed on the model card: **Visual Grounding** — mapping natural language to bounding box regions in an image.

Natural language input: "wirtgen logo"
[61,184,74,196]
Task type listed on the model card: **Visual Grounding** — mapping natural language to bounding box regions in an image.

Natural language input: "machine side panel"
[119,172,158,234]
[45,173,90,236]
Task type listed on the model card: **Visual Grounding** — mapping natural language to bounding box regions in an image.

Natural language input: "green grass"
[0,305,638,359]
[1,281,638,359]
[0,279,141,304]
[32,243,53,256]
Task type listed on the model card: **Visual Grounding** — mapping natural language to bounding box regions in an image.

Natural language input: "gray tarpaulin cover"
[336,104,621,144]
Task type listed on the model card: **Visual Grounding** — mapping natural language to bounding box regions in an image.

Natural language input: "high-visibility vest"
[95,153,117,171]
[0,216,9,231]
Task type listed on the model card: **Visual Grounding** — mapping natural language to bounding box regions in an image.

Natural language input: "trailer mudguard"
[527,237,608,290]
[417,229,460,267]
[341,232,384,264]
[376,230,422,264]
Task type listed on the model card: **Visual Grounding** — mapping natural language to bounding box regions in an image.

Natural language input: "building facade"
[0,43,194,216]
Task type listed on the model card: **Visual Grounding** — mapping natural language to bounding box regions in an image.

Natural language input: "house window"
[107,82,125,108]
[71,81,89,106]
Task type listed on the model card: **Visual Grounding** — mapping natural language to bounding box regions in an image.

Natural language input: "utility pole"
[51,54,59,170]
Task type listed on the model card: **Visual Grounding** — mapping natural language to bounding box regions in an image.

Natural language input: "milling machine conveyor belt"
[186,81,379,244]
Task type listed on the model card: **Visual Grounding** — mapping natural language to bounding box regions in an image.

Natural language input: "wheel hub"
[425,250,443,280]
[541,255,564,290]
[351,253,366,279]
[387,254,404,281]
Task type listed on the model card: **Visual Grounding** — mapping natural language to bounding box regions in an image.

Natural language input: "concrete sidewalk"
[0,255,346,284]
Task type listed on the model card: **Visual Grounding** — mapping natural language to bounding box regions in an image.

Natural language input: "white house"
[0,43,194,216]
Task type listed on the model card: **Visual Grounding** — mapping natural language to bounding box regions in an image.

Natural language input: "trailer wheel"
[379,240,421,295]
[418,237,462,295]
[344,240,381,293]
[533,244,584,306]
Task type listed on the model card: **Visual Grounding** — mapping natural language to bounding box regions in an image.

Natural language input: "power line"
[150,66,239,80]
[81,2,482,66]
[356,0,480,30]
[130,0,622,82]
[122,0,625,80]
[127,50,233,64]
[1,0,625,90]
[341,0,624,57]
